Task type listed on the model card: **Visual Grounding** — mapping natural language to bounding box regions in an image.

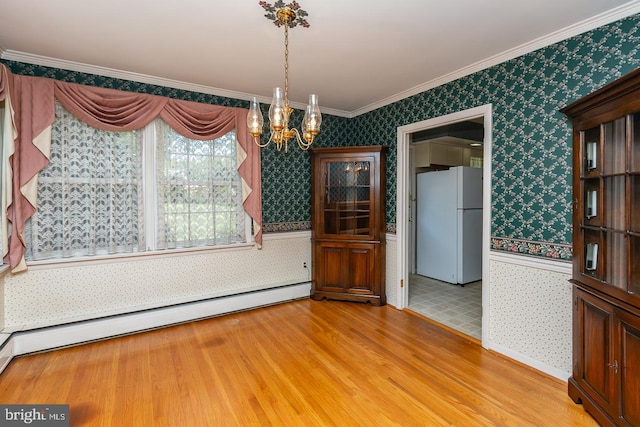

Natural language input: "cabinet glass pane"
[631,237,640,295]
[603,176,626,230]
[323,161,371,235]
[583,127,600,175]
[603,118,626,175]
[632,112,640,172]
[583,229,601,279]
[584,179,600,226]
[632,175,640,233]
[605,231,627,290]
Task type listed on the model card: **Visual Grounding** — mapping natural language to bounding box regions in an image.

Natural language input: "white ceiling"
[1,0,639,117]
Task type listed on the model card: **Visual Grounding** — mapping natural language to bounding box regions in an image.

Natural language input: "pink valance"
[53,81,242,141]
[54,82,167,132]
[0,64,262,271]
[161,98,238,140]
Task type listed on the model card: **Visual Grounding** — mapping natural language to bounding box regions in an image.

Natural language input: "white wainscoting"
[2,232,312,329]
[385,234,398,308]
[487,251,573,380]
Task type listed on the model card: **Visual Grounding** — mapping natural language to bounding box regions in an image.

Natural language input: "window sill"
[24,242,256,271]
[0,264,10,277]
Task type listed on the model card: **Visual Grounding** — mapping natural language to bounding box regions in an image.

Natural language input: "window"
[25,102,248,262]
[154,119,245,249]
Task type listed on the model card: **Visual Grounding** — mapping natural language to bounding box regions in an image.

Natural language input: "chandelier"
[247,1,322,152]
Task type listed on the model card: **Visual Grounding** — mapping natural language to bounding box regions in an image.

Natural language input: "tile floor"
[408,274,482,340]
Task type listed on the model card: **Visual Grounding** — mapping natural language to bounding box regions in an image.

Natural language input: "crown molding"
[0,50,352,118]
[350,0,640,117]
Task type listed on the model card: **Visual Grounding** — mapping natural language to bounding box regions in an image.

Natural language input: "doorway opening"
[396,105,492,347]
[410,120,484,339]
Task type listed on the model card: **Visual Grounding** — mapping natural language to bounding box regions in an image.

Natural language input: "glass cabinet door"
[631,113,640,295]
[322,160,371,236]
[579,114,640,296]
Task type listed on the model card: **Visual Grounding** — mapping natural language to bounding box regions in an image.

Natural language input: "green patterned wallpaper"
[3,13,640,260]
[354,13,640,260]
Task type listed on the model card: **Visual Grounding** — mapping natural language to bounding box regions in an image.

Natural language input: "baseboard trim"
[0,282,311,374]
[488,341,570,381]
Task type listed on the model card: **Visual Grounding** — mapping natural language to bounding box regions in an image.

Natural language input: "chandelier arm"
[291,128,302,146]
[273,131,286,152]
[299,135,314,149]
[272,133,280,147]
[253,134,272,148]
[290,128,313,151]
[300,135,314,149]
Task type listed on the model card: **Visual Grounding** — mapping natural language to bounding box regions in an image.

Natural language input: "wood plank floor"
[0,299,596,426]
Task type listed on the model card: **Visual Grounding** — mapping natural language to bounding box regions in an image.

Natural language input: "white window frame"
[25,113,254,267]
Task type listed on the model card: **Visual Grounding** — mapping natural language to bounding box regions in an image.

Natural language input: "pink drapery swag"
[0,64,262,272]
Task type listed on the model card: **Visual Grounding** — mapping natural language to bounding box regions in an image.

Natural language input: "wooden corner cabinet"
[310,146,388,306]
[561,68,640,427]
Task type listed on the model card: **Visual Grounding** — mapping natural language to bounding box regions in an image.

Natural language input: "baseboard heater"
[0,282,311,375]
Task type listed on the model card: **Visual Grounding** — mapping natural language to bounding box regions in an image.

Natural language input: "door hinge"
[400,279,404,288]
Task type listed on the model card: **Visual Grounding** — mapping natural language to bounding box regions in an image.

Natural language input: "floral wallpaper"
[3,12,640,260]
[353,13,640,260]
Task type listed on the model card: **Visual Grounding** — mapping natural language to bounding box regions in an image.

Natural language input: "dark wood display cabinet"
[561,68,640,427]
[310,146,388,306]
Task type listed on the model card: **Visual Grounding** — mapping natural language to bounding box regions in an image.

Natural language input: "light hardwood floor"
[0,299,596,426]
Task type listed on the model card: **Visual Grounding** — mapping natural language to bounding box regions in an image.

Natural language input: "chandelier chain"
[284,23,289,108]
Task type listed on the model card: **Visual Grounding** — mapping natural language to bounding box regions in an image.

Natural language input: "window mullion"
[142,122,157,251]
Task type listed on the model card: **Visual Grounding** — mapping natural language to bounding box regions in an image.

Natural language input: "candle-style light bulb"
[303,94,322,136]
[269,87,285,131]
[247,97,264,137]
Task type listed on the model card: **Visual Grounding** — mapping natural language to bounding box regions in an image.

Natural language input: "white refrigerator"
[416,166,482,285]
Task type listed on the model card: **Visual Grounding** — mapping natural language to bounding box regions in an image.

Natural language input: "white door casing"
[395,104,492,348]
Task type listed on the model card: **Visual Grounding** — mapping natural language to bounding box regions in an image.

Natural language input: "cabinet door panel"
[576,291,615,413]
[347,246,375,293]
[317,245,347,291]
[617,309,640,427]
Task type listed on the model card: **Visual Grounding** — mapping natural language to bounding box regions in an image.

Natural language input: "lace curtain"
[155,119,245,249]
[25,102,144,260]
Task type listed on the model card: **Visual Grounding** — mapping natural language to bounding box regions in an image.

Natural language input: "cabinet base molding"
[568,378,617,427]
[310,290,386,306]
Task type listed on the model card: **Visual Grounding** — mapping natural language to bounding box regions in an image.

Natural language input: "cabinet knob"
[608,360,619,374]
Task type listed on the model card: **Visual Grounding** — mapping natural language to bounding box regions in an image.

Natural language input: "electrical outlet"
[303,262,307,269]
